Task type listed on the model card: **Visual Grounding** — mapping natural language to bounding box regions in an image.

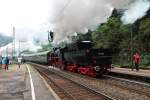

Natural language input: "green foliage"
[92,13,123,51]
[91,9,150,66]
[140,54,150,66]
[138,18,150,51]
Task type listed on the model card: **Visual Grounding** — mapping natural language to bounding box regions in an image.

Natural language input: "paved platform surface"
[0,64,58,100]
[24,64,58,100]
[111,67,150,77]
[0,64,26,100]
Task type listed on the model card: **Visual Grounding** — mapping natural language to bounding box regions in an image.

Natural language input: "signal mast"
[48,31,54,42]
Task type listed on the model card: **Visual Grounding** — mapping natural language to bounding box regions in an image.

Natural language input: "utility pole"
[0,47,1,57]
[18,40,20,57]
[130,25,133,70]
[12,27,15,60]
[6,46,8,57]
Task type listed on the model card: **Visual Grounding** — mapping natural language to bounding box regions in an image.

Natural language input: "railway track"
[108,71,150,83]
[30,63,150,100]
[32,64,114,100]
[58,69,150,99]
[103,75,150,97]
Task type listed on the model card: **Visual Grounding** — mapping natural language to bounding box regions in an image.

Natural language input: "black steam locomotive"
[23,41,112,77]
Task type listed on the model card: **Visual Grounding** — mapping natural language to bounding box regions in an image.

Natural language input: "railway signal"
[48,31,54,42]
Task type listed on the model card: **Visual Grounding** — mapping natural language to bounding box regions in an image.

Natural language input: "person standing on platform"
[5,57,9,70]
[0,57,2,69]
[2,57,5,69]
[2,57,5,70]
[17,57,22,68]
[133,51,140,71]
[2,57,8,70]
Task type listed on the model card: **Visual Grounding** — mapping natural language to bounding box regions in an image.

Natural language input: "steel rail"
[104,75,150,97]
[34,66,77,100]
[30,63,115,100]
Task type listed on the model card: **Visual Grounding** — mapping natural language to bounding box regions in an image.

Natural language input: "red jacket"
[133,53,140,64]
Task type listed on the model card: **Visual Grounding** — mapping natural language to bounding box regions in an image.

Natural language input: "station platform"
[110,67,150,83]
[111,67,150,77]
[0,64,59,100]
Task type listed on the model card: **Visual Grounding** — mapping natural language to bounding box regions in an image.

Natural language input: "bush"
[140,54,150,66]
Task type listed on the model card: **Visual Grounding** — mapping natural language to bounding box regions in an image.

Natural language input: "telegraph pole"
[18,40,20,56]
[12,27,15,60]
[130,25,133,70]
[0,47,1,57]
[6,46,8,57]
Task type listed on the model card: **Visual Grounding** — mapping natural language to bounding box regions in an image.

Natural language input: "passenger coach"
[23,51,50,65]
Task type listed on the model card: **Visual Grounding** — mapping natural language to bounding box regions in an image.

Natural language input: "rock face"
[0,34,13,47]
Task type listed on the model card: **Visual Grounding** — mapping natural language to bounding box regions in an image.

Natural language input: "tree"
[92,11,123,52]
[92,9,132,65]
[139,18,150,52]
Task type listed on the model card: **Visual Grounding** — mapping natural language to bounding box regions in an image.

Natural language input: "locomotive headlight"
[94,66,100,71]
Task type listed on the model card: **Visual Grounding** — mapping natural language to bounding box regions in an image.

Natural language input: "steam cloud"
[121,0,150,24]
[48,0,131,43]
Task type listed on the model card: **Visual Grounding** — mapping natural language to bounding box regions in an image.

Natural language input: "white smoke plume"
[121,0,150,24]
[48,0,131,43]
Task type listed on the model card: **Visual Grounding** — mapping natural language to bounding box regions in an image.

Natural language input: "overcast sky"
[0,0,50,56]
[0,0,50,37]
